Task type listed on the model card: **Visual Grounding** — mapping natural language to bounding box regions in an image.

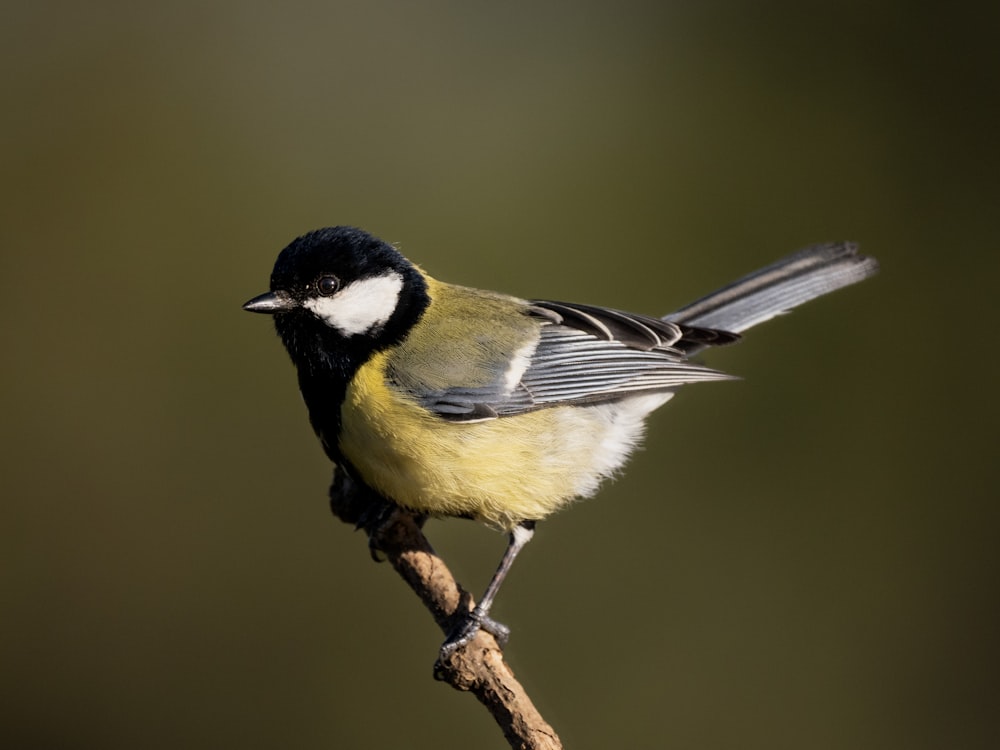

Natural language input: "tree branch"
[329,469,563,750]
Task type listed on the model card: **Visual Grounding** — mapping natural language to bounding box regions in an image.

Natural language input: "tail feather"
[665,242,878,336]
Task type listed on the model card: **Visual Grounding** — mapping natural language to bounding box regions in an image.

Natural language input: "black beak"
[242,291,297,314]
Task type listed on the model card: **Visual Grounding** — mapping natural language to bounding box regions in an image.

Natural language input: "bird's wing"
[394,300,739,422]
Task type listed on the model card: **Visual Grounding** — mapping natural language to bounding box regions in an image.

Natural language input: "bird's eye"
[316,275,339,296]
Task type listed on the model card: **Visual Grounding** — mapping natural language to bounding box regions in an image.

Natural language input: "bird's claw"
[438,606,510,661]
[481,613,510,646]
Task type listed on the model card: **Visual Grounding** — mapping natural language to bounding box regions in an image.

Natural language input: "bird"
[243,226,878,657]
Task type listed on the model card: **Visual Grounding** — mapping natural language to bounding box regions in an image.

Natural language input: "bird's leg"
[439,521,536,659]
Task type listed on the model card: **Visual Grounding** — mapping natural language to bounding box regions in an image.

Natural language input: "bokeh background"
[3,2,998,749]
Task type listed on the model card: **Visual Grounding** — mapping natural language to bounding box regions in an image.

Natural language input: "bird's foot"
[438,603,510,661]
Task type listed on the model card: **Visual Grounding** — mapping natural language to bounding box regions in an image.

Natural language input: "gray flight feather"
[665,242,878,340]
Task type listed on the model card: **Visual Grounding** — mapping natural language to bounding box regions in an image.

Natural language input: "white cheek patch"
[303,272,404,336]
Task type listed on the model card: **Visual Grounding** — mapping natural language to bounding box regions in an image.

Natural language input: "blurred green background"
[3,2,998,749]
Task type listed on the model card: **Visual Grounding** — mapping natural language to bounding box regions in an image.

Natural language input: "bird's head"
[243,226,430,372]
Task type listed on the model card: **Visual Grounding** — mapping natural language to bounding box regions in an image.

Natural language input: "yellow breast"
[339,351,667,530]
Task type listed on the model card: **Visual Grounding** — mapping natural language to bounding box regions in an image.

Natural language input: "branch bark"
[329,469,563,750]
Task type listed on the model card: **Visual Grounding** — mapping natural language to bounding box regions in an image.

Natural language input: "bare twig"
[329,469,563,750]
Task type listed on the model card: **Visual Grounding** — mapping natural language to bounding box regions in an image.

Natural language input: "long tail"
[665,242,878,339]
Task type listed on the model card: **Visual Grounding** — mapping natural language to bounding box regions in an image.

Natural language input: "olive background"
[3,3,998,749]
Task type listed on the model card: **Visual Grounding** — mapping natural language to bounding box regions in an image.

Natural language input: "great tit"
[243,226,877,656]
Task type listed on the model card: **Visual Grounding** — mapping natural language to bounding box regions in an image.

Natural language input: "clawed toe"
[438,607,510,661]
